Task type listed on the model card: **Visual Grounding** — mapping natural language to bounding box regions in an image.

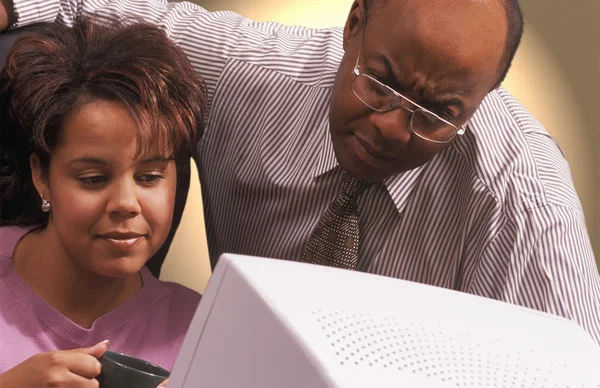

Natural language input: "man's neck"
[12,227,143,328]
[0,0,15,31]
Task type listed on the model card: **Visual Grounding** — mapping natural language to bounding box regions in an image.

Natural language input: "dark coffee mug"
[97,351,170,388]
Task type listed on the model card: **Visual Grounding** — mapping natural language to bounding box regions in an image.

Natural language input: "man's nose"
[368,105,413,145]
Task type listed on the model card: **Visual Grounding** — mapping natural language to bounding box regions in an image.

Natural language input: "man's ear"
[30,153,50,201]
[343,0,366,51]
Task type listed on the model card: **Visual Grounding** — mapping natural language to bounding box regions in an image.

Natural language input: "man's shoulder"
[227,21,344,89]
[450,87,582,217]
[232,18,344,56]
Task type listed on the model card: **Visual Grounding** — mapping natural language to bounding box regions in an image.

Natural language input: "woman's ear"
[343,0,366,51]
[30,153,50,200]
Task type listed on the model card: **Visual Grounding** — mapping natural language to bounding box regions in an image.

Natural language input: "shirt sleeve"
[11,0,266,109]
[470,204,600,344]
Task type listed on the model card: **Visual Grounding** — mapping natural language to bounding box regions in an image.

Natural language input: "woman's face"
[32,99,177,278]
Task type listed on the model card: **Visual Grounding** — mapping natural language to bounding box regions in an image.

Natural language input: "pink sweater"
[0,226,201,373]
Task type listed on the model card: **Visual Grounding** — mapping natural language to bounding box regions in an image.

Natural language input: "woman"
[0,16,206,386]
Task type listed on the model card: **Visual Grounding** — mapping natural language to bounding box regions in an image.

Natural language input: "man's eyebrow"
[377,54,467,111]
[378,54,412,92]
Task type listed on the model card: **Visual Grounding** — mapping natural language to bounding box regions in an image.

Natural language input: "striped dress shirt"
[14,0,600,344]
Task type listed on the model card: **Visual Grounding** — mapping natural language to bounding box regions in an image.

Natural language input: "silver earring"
[41,198,51,212]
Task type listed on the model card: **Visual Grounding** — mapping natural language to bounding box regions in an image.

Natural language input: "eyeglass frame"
[351,39,468,144]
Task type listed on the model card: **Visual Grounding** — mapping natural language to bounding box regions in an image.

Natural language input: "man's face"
[329,0,507,182]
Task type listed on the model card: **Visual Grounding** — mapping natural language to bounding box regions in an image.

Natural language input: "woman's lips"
[96,232,146,252]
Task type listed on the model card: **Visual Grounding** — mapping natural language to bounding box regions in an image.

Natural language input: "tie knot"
[341,174,373,202]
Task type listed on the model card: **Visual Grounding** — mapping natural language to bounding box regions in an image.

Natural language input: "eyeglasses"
[351,45,467,144]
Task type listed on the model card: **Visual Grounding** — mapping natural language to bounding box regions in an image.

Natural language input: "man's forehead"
[368,0,506,46]
[369,51,478,93]
[363,0,506,95]
[371,0,504,13]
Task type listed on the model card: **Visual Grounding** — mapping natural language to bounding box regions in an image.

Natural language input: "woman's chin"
[91,259,147,279]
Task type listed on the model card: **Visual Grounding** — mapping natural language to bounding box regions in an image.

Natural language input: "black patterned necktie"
[301,173,373,270]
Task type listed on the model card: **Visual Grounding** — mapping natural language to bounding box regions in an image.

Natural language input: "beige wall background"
[160,0,600,293]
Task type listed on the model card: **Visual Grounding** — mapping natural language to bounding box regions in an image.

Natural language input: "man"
[1,0,599,343]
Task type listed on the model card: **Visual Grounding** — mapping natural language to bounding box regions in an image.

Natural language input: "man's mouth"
[354,135,397,161]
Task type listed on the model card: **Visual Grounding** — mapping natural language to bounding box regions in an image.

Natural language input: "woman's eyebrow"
[138,156,174,164]
[68,157,107,167]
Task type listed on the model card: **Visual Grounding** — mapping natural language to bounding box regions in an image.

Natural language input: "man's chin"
[331,132,405,182]
[337,155,394,182]
[342,151,405,183]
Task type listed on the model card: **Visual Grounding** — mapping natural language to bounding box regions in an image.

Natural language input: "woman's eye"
[137,174,164,184]
[79,176,108,185]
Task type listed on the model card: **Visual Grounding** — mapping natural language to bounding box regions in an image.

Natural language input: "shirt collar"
[382,166,426,215]
[311,122,339,178]
[312,123,426,215]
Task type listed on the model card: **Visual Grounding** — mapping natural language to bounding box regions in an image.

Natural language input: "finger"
[62,372,100,388]
[71,340,110,359]
[157,378,169,387]
[59,352,102,378]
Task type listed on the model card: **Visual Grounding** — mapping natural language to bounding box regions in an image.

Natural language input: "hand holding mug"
[0,340,109,387]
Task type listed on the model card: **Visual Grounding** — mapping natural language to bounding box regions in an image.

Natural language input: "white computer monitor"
[168,254,600,387]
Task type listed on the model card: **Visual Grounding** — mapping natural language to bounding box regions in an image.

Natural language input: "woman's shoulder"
[158,280,202,308]
[149,279,202,341]
[0,226,36,259]
[140,268,202,313]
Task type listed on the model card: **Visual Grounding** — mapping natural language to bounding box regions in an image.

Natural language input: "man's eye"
[425,104,455,121]
[371,72,392,86]
[441,110,457,121]
[79,176,108,185]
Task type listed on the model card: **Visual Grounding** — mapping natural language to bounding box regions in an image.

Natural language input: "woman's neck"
[11,227,143,328]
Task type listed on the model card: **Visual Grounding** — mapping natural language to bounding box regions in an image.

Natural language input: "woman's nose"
[106,180,141,217]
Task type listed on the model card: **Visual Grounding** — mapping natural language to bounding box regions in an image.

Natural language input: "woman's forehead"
[57,100,174,160]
